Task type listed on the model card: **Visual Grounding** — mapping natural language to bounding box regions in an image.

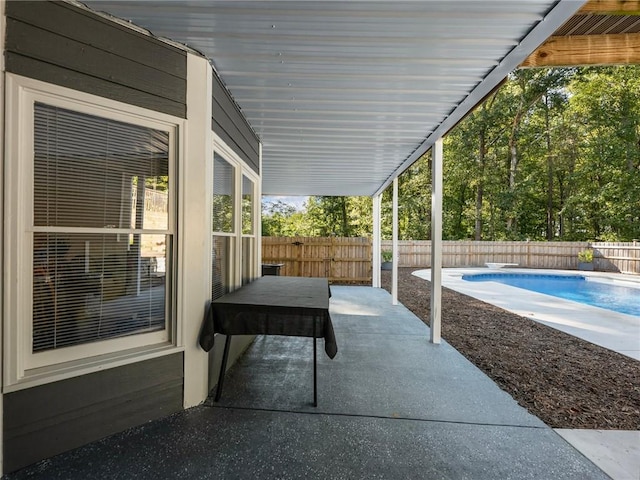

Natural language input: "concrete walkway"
[413,268,640,480]
[5,286,609,479]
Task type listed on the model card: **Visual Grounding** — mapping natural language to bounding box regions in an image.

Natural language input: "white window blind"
[241,174,256,285]
[212,153,235,234]
[33,102,172,352]
[212,154,236,300]
[211,236,232,300]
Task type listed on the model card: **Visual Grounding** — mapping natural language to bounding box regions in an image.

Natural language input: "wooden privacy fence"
[262,237,372,284]
[591,242,640,275]
[262,238,639,282]
[380,240,640,274]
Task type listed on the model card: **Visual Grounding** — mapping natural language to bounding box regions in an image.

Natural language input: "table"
[199,276,337,406]
[261,263,284,276]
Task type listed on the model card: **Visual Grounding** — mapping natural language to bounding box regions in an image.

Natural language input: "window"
[211,146,260,298]
[212,154,235,300]
[5,75,179,384]
[32,103,172,352]
[242,175,254,235]
[241,175,256,285]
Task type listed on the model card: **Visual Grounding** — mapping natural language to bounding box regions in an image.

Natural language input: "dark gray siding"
[3,353,184,473]
[212,73,260,173]
[3,2,189,474]
[5,1,187,118]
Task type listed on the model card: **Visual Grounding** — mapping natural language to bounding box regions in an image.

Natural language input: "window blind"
[212,153,235,233]
[32,103,171,352]
[211,236,231,300]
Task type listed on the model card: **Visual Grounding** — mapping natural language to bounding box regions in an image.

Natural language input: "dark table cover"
[199,276,337,358]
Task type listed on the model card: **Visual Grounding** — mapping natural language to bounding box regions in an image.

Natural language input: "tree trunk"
[340,197,349,237]
[545,96,554,240]
[506,141,518,233]
[506,106,524,235]
[475,130,486,240]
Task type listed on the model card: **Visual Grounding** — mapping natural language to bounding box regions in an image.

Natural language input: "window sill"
[3,344,185,393]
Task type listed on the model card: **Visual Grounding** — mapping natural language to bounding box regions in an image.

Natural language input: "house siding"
[212,73,260,173]
[5,0,187,118]
[3,353,184,473]
[2,1,188,473]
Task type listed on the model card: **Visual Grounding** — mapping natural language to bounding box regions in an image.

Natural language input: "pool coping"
[412,268,640,361]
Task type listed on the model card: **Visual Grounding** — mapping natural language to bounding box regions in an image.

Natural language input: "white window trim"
[211,152,238,291]
[1,1,6,469]
[212,133,261,291]
[4,74,185,390]
[242,167,261,283]
[241,173,259,281]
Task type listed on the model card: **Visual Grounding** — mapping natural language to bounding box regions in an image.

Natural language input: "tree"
[262,66,640,242]
[566,67,640,240]
[262,200,304,236]
[305,196,372,237]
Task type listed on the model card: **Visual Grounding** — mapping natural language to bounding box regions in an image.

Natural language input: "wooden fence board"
[380,240,639,274]
[262,236,372,284]
[263,239,639,284]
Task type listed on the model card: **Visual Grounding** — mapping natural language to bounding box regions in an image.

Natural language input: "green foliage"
[262,196,372,237]
[577,249,594,263]
[212,193,234,233]
[262,66,640,242]
[261,200,306,236]
[381,250,393,262]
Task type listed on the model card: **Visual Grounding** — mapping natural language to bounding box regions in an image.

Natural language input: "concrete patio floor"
[5,286,610,479]
[413,268,640,480]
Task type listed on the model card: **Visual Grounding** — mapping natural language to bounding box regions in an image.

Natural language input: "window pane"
[241,237,255,286]
[212,154,235,233]
[33,233,168,352]
[34,103,170,230]
[212,236,232,300]
[242,175,254,235]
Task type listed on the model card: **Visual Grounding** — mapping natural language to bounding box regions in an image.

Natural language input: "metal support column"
[392,178,399,305]
[430,138,443,344]
[372,194,382,288]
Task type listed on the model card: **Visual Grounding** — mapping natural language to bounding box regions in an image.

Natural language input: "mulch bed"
[381,268,640,430]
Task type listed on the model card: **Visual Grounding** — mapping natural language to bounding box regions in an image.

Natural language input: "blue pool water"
[462,273,640,317]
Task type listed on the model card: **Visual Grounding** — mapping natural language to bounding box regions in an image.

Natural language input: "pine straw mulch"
[381,268,640,430]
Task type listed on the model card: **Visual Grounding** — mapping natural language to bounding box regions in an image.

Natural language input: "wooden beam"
[520,33,640,67]
[579,0,640,15]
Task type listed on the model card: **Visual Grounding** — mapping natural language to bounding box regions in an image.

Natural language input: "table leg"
[313,321,318,407]
[214,335,232,402]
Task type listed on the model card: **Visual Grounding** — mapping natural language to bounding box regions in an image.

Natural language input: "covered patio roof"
[85,0,590,197]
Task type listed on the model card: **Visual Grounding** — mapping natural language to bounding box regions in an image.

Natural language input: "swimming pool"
[462,273,640,317]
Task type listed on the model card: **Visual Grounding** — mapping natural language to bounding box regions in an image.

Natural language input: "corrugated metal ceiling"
[84,1,584,196]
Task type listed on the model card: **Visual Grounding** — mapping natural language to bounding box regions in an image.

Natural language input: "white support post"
[257,143,263,275]
[372,194,381,288]
[430,138,443,344]
[0,0,6,472]
[392,178,399,305]
[182,53,214,407]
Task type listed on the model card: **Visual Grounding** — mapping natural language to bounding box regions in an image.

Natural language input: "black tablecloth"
[199,276,337,358]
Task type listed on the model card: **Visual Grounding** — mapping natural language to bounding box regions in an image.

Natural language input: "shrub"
[577,248,594,263]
